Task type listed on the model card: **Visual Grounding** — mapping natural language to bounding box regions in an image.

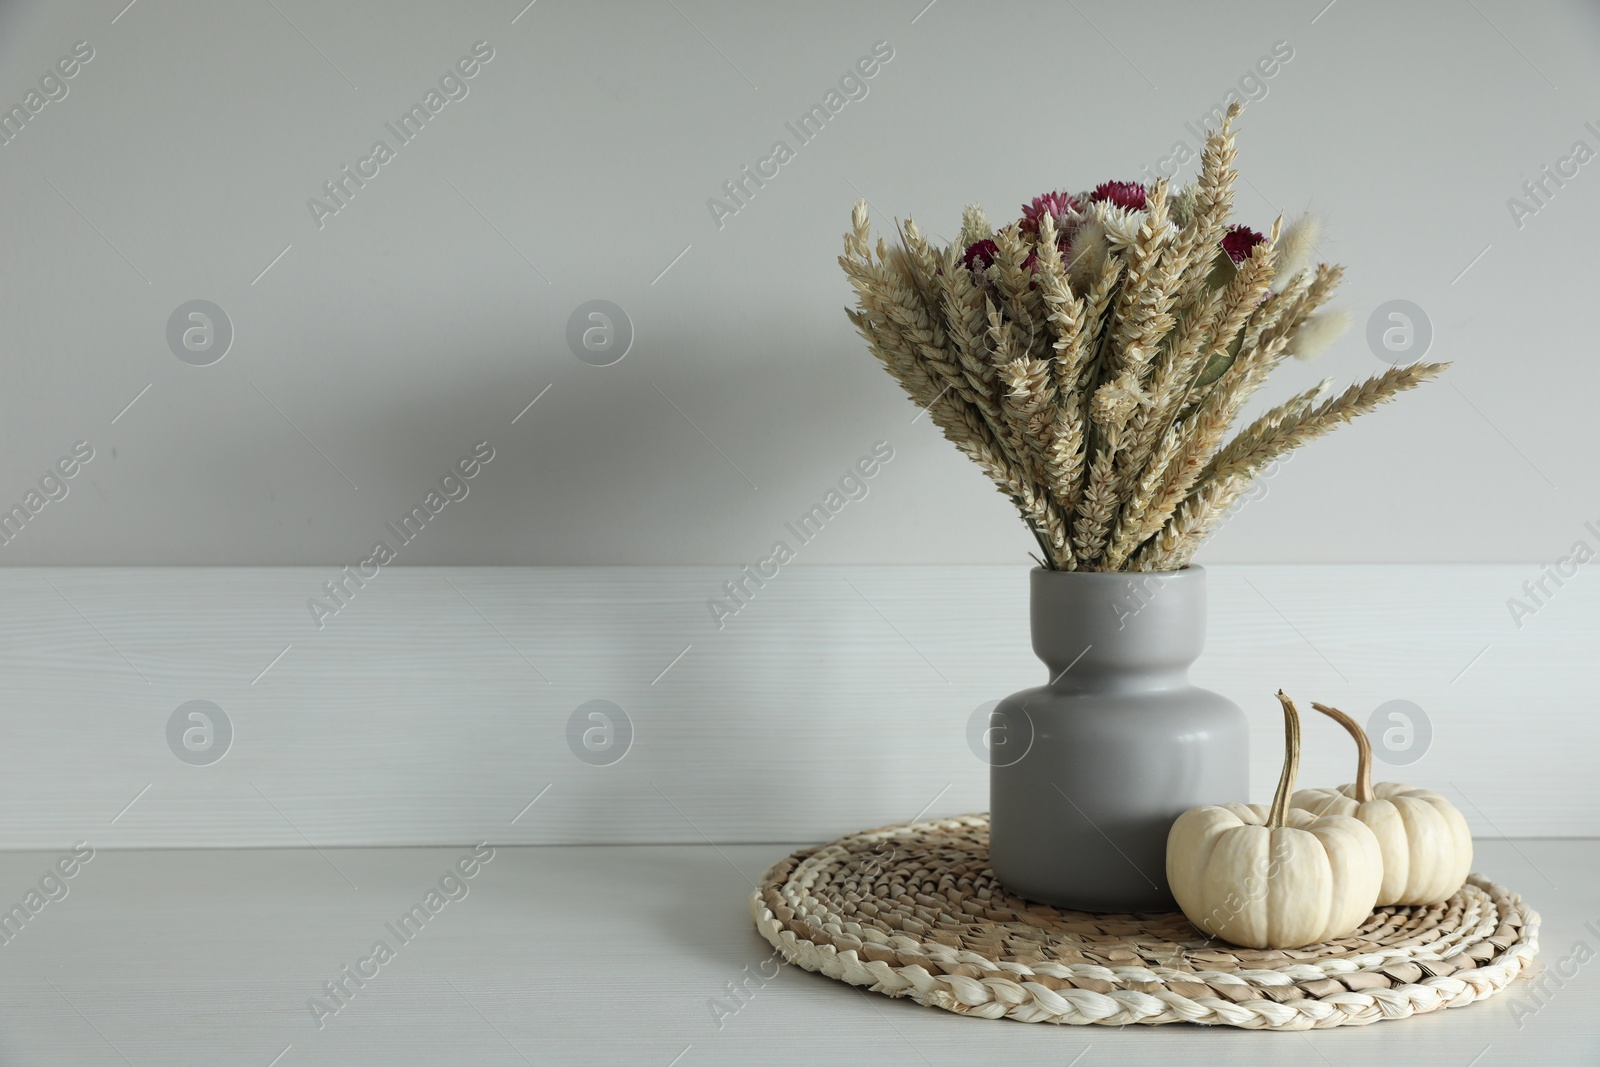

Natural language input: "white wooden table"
[0,840,1592,1065]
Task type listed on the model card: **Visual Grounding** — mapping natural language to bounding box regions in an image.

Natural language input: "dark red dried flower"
[962,238,1000,273]
[1222,224,1266,264]
[1020,191,1079,234]
[1089,181,1147,211]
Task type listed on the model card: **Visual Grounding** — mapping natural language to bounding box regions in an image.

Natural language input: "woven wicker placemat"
[750,814,1541,1030]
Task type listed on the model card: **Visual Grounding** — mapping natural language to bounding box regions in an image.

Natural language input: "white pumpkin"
[1291,702,1472,906]
[1167,691,1382,949]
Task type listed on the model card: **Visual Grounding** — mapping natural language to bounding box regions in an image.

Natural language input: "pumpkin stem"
[1310,702,1375,804]
[1268,690,1302,829]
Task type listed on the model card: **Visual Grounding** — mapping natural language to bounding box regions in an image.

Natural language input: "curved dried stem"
[1269,690,1303,829]
[1311,702,1375,804]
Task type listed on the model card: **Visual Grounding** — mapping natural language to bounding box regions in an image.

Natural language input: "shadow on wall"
[0,5,46,64]
[318,310,900,566]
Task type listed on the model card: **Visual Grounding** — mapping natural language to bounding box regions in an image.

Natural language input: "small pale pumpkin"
[1290,702,1472,906]
[1167,691,1382,949]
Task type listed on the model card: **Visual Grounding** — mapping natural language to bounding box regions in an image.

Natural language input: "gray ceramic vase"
[988,565,1248,913]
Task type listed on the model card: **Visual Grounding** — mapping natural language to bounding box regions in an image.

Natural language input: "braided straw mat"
[750,814,1540,1030]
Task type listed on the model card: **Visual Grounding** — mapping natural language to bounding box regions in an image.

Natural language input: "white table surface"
[0,840,1593,1066]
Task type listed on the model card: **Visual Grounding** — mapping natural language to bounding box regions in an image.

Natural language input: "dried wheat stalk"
[839,103,1446,571]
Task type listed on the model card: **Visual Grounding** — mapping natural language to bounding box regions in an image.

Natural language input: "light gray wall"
[6,565,1597,846]
[0,0,1594,566]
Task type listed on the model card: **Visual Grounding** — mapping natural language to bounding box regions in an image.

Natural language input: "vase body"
[988,565,1248,912]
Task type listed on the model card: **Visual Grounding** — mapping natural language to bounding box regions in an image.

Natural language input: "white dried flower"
[1067,220,1108,288]
[1090,369,1147,427]
[1274,213,1322,289]
[1091,201,1147,253]
[1291,308,1351,361]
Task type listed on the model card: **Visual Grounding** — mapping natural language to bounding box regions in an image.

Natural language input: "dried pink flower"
[1222,224,1265,263]
[1089,181,1148,211]
[962,238,1000,272]
[1020,191,1079,235]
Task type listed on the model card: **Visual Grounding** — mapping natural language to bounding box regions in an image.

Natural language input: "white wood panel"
[0,841,1591,1064]
[0,564,1592,847]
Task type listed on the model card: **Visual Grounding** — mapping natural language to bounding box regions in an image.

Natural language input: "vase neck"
[1043,661,1193,693]
[1030,567,1208,691]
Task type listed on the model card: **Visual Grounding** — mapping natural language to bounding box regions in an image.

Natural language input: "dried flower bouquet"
[840,103,1444,571]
